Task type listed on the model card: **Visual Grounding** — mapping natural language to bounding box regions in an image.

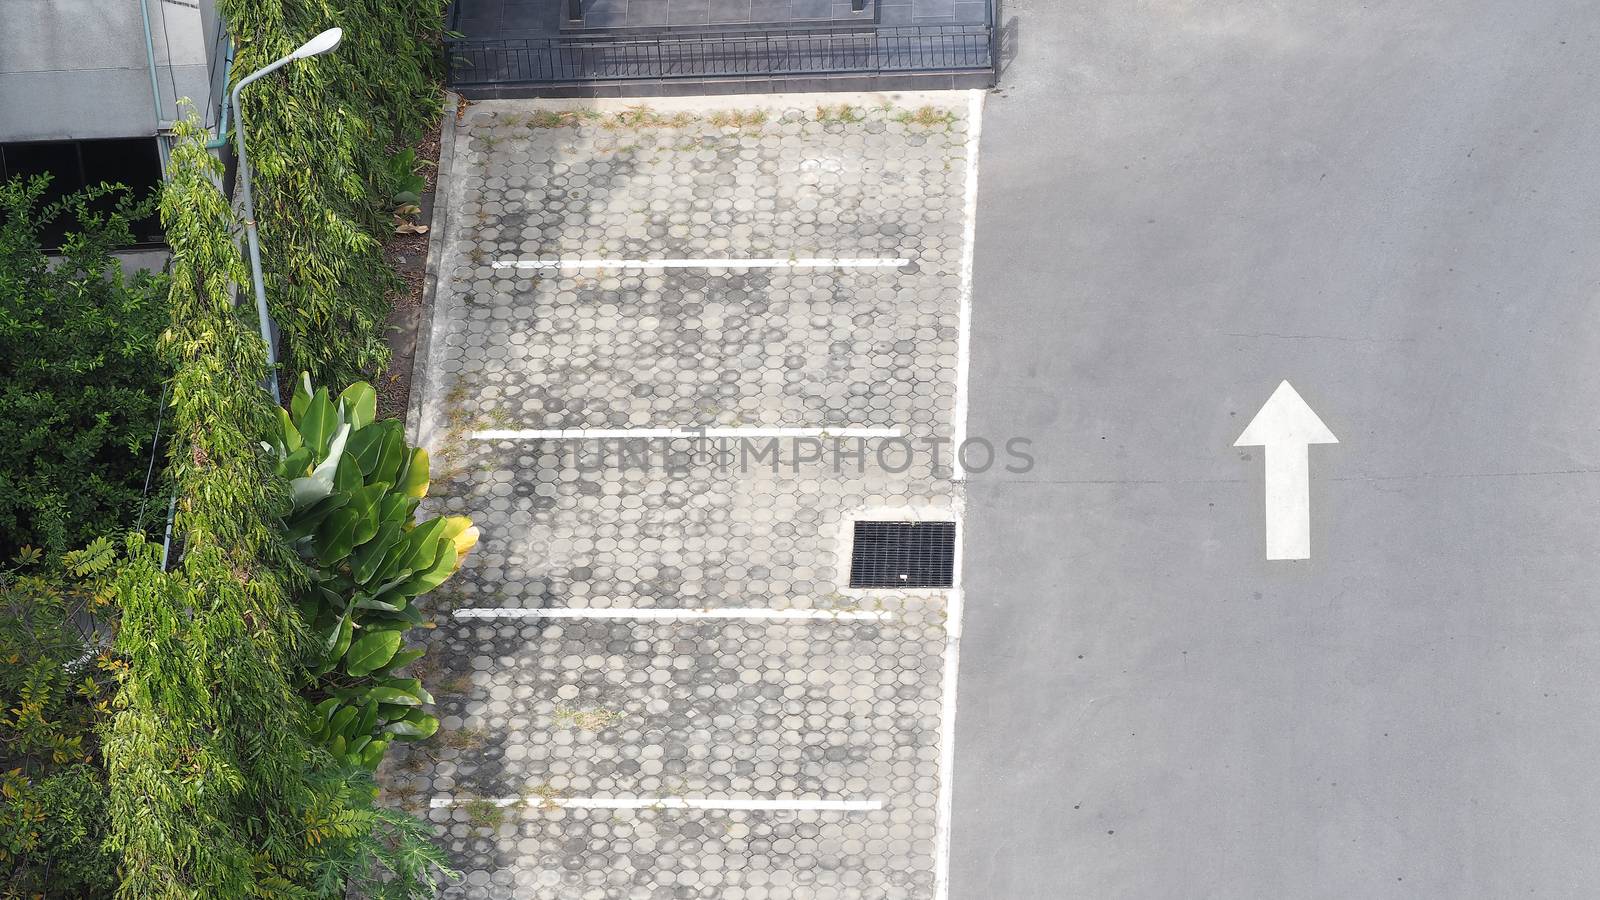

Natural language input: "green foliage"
[0,175,169,554]
[107,539,321,898]
[300,767,458,899]
[1,765,117,898]
[386,149,428,206]
[103,114,318,900]
[0,542,121,897]
[272,373,477,769]
[104,116,457,900]
[0,541,119,775]
[222,0,446,387]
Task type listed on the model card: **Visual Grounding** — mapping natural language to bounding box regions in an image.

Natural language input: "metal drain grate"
[849,521,956,589]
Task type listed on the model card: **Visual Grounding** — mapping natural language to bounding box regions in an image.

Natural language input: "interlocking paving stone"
[395,95,971,899]
[436,442,954,612]
[435,618,945,799]
[437,268,961,432]
[432,807,935,899]
[395,617,944,897]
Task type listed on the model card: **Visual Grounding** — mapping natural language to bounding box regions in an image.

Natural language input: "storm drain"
[849,521,956,589]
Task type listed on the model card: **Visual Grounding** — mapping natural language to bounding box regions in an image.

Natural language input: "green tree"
[0,176,168,554]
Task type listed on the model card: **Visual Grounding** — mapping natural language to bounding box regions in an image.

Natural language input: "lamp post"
[231,26,343,400]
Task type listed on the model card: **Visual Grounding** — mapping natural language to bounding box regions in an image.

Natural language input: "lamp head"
[291,27,343,59]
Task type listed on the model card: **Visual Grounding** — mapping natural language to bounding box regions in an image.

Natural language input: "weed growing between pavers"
[435,379,488,485]
[485,101,998,159]
[486,101,956,145]
[709,109,769,130]
[463,797,509,829]
[528,109,602,128]
[607,106,699,130]
[526,783,566,811]
[444,726,488,750]
[384,781,424,812]
[437,672,475,696]
[894,105,959,127]
[496,100,962,142]
[552,704,626,732]
[816,103,866,124]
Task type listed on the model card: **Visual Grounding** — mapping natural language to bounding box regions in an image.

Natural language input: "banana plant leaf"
[386,710,439,741]
[339,382,377,431]
[345,629,402,677]
[398,447,430,499]
[286,492,350,543]
[316,508,362,567]
[297,387,339,457]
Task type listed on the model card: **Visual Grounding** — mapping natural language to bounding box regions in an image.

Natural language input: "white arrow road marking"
[1234,380,1338,560]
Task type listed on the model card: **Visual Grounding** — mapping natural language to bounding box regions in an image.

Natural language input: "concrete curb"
[405,91,460,451]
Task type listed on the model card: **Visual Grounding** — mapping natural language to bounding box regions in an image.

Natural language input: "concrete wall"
[0,0,220,143]
[113,248,172,275]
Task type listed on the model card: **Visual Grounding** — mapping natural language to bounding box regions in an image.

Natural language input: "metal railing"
[446,24,994,87]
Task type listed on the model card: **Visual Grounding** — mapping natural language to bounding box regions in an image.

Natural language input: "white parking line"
[431,796,883,812]
[949,90,984,484]
[933,88,985,900]
[491,257,911,270]
[472,426,903,441]
[453,607,891,621]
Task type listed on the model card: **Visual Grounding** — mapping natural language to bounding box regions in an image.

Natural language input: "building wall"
[0,0,220,143]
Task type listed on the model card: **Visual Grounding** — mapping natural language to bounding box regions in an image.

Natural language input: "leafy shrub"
[0,540,122,897]
[0,176,168,554]
[386,149,428,206]
[300,766,457,898]
[269,373,476,769]
[0,765,117,898]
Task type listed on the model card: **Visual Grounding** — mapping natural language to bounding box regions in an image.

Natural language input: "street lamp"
[231,26,343,400]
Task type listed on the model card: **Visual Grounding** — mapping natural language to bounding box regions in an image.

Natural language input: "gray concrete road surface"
[952,1,1600,897]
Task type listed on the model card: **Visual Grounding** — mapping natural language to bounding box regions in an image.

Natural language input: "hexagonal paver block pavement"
[393,93,976,900]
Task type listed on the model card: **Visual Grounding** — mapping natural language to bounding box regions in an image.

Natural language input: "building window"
[0,138,165,250]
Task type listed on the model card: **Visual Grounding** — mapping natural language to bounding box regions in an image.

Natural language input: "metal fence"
[446,24,994,87]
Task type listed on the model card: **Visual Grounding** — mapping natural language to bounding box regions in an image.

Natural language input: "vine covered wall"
[222,0,447,388]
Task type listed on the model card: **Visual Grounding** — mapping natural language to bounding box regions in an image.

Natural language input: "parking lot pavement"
[391,92,979,899]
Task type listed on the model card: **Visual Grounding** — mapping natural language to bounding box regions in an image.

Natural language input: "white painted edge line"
[430,797,883,812]
[492,257,911,271]
[453,607,891,621]
[472,426,904,441]
[933,88,983,900]
[948,88,983,485]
